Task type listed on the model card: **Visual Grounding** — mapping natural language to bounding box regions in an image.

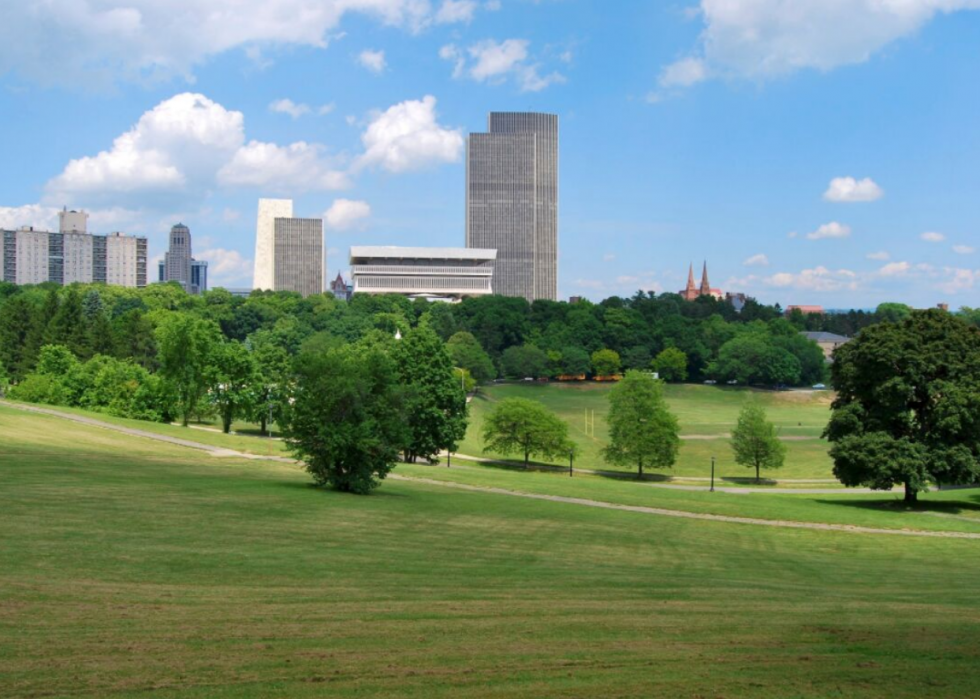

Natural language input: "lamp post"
[710,456,715,492]
[569,448,574,477]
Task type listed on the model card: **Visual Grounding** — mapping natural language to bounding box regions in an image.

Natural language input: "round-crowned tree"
[826,309,980,503]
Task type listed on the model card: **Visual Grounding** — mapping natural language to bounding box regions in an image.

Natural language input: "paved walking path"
[5,401,979,539]
[1,401,295,462]
[389,474,980,540]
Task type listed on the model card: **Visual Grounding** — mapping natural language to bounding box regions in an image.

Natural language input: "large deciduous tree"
[825,309,980,503]
[482,397,575,469]
[731,403,785,483]
[446,331,496,383]
[591,348,622,377]
[155,313,222,426]
[603,370,680,478]
[392,323,469,463]
[653,347,688,382]
[501,344,549,379]
[208,341,259,433]
[285,346,409,494]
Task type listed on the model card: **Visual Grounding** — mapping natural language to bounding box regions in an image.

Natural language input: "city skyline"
[1,3,978,307]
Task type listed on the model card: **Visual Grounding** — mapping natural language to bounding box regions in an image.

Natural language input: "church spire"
[700,261,711,296]
[686,263,697,296]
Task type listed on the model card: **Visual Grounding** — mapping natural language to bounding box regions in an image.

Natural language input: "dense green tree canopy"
[446,331,497,383]
[286,346,409,494]
[825,309,980,502]
[653,347,688,383]
[591,348,621,377]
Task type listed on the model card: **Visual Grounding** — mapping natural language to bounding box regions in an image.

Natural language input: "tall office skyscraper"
[466,112,559,302]
[252,199,324,297]
[163,223,193,293]
[274,218,324,297]
[253,198,294,291]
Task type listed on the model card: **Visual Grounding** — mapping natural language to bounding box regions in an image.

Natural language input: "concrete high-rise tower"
[466,112,558,302]
[252,198,324,296]
[253,198,294,290]
[163,223,193,293]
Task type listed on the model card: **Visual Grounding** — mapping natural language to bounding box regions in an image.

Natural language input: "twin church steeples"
[681,261,713,300]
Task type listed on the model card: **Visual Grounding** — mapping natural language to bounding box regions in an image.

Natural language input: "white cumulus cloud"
[806,222,852,240]
[866,251,891,261]
[765,266,859,292]
[658,1,980,91]
[435,0,479,24]
[878,261,912,277]
[441,38,565,92]
[358,49,387,74]
[355,95,463,173]
[46,92,244,206]
[824,176,884,203]
[0,0,440,88]
[921,231,946,242]
[324,199,371,230]
[218,141,350,192]
[953,245,975,254]
[743,253,769,267]
[269,98,311,118]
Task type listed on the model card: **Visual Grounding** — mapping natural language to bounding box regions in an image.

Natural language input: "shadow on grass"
[272,480,410,499]
[816,493,980,516]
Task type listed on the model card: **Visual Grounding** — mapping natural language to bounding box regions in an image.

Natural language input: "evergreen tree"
[113,309,157,370]
[22,289,59,372]
[48,287,89,357]
[0,295,36,379]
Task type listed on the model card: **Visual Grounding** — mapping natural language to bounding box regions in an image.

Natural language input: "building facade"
[163,223,193,293]
[253,198,294,291]
[466,112,558,302]
[329,273,352,301]
[0,227,147,288]
[273,217,324,297]
[350,246,496,300]
[801,331,850,361]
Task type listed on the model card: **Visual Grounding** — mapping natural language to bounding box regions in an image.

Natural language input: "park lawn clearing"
[2,404,980,698]
[461,383,835,479]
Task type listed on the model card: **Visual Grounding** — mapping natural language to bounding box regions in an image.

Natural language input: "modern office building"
[253,198,294,291]
[349,246,496,300]
[274,217,324,297]
[1,226,147,288]
[466,112,559,302]
[252,199,324,297]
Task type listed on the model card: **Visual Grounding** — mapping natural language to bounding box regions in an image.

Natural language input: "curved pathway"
[391,474,980,540]
[5,401,979,539]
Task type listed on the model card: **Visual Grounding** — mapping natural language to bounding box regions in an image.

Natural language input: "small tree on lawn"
[603,370,680,478]
[285,346,409,494]
[591,348,621,377]
[209,340,258,433]
[731,403,786,483]
[653,347,688,382]
[482,397,575,469]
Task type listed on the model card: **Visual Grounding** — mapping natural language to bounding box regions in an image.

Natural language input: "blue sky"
[1,0,978,307]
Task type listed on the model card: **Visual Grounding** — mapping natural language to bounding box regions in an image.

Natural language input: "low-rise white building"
[349,246,497,300]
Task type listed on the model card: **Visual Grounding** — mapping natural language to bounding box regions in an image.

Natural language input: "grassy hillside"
[2,404,980,698]
[460,383,835,480]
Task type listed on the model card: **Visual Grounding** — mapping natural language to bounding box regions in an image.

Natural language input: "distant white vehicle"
[523,377,534,382]
[812,383,827,389]
[726,379,738,385]
[704,380,717,385]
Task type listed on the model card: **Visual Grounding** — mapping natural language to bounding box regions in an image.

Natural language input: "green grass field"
[460,383,836,480]
[2,403,980,698]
